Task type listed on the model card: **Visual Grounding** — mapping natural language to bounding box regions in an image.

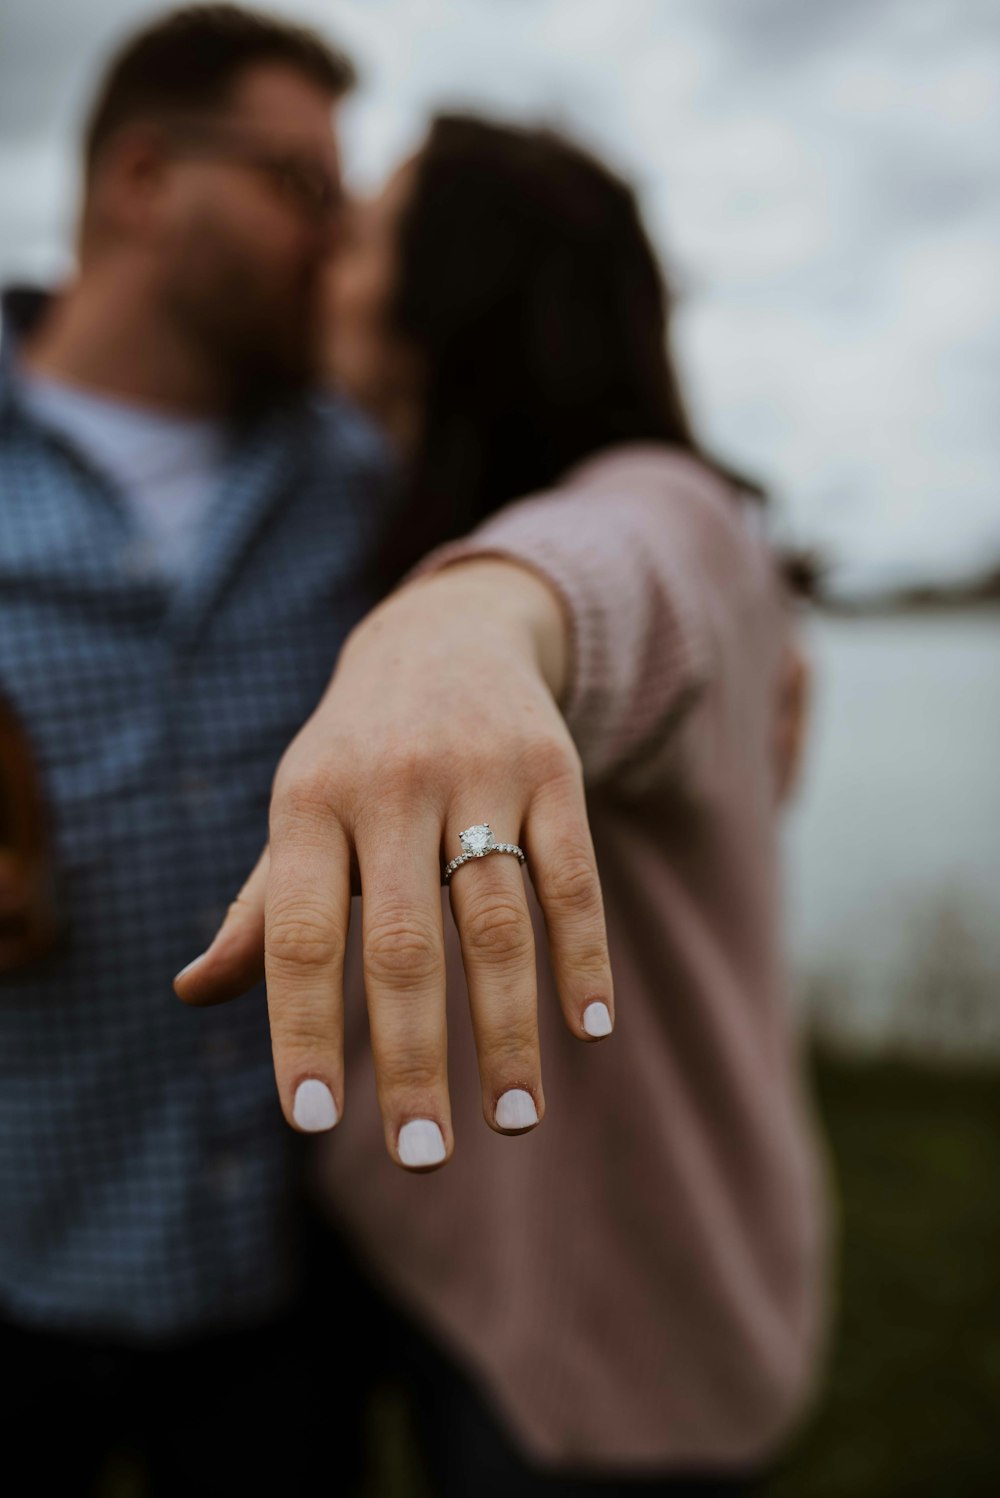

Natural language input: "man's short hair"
[83,4,358,179]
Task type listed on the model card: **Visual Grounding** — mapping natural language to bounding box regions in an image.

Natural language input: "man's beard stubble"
[164,252,324,422]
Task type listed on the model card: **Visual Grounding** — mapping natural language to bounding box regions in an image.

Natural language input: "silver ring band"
[444,823,526,885]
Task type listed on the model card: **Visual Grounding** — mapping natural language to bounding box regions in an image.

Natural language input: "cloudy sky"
[1,0,997,589]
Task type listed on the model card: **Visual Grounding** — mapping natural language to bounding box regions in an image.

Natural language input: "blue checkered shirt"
[0,292,400,1338]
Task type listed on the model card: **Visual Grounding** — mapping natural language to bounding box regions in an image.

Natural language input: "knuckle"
[270,769,342,830]
[273,1019,339,1056]
[576,946,612,989]
[355,754,447,836]
[542,851,601,914]
[376,1045,445,1098]
[484,1017,539,1067]
[267,905,345,970]
[379,743,444,798]
[365,911,442,988]
[462,897,533,964]
[519,733,581,789]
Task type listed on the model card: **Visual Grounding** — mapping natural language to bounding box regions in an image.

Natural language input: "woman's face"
[324,153,425,443]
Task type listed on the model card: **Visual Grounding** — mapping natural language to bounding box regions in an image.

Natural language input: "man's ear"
[85,123,175,244]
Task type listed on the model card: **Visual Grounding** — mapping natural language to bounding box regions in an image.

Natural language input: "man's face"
[152,64,344,410]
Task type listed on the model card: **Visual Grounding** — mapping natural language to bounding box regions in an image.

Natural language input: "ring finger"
[445,809,543,1135]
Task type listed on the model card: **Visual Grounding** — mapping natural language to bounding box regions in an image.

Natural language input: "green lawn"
[766,1051,1000,1497]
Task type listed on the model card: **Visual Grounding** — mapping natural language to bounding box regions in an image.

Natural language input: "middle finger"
[357,796,453,1172]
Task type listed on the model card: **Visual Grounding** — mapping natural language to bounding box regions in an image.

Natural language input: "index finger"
[173,843,269,1006]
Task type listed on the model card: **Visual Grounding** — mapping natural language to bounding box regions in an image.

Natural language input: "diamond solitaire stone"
[460,823,496,856]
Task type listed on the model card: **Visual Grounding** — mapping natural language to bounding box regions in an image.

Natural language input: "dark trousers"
[0,1261,367,1496]
[0,1203,765,1496]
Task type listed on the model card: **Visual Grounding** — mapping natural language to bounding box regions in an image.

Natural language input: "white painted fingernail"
[293,1079,339,1132]
[583,1001,613,1037]
[398,1118,446,1167]
[495,1088,539,1129]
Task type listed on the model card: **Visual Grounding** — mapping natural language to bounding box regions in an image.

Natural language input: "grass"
[766,1050,1000,1497]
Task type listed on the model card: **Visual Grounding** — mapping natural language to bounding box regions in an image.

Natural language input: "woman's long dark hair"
[367,111,766,594]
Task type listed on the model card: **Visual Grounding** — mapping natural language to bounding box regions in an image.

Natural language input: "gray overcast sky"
[2,0,998,588]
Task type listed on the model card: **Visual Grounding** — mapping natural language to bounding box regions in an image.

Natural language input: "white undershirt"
[17,368,230,580]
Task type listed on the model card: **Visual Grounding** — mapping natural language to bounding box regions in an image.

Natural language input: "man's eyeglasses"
[161,120,344,225]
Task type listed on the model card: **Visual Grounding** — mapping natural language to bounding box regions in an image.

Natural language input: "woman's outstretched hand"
[173,557,614,1170]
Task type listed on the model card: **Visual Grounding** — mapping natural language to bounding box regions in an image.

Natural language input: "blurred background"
[2,1,998,1492]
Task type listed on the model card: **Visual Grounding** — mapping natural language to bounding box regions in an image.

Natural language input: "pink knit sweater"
[305,441,831,1472]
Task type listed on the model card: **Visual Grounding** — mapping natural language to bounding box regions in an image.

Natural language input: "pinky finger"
[523,775,615,1042]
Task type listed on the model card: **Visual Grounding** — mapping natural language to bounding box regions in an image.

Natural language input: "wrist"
[359,554,570,706]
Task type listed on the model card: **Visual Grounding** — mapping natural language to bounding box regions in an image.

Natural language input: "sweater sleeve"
[395,445,775,798]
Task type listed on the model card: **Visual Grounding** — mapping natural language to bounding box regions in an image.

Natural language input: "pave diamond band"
[443,822,526,885]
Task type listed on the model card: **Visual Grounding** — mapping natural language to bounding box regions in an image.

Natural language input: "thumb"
[173,843,270,1006]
